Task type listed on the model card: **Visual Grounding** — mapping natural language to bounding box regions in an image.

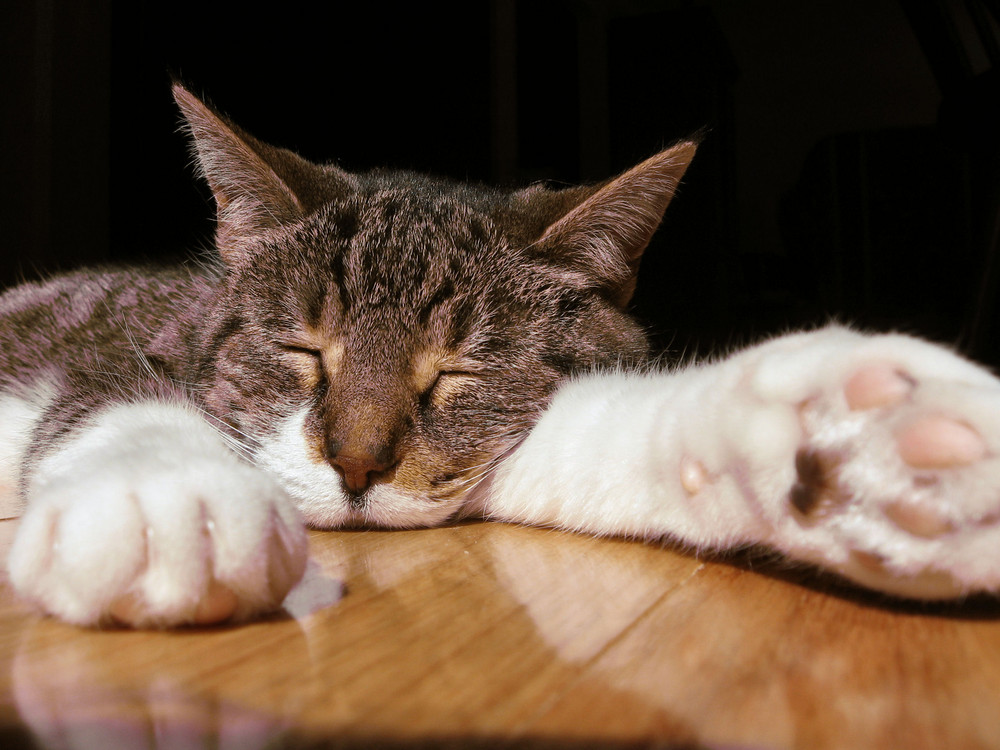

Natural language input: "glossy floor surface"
[1,518,999,749]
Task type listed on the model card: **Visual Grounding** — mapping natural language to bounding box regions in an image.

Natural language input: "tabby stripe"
[417,280,455,326]
[329,250,351,314]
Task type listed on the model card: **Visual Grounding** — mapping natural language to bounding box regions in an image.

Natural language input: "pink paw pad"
[896,416,987,469]
[845,365,914,411]
[883,499,956,538]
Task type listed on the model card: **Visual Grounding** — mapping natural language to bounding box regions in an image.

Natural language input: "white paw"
[6,403,308,627]
[750,330,1000,599]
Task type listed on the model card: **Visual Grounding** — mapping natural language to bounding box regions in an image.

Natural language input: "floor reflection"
[11,621,312,749]
[482,523,1000,748]
[4,524,727,748]
[485,524,702,663]
[6,520,998,749]
[281,560,344,620]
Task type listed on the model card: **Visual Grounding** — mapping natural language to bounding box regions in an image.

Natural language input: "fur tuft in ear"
[533,139,698,307]
[172,82,326,261]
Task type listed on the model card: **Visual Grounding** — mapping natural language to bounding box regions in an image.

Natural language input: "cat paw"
[758,332,1000,599]
[6,404,309,627]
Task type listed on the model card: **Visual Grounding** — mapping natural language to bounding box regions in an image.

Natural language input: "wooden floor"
[1,518,1000,749]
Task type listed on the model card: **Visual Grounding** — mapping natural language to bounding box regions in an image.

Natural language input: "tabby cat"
[2,83,998,628]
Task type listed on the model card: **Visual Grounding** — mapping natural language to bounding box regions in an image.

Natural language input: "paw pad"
[883,499,956,539]
[851,549,889,573]
[896,415,986,469]
[844,365,913,411]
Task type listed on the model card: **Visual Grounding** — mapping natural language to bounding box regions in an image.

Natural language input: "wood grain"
[1,517,999,749]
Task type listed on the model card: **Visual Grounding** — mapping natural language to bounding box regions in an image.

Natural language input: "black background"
[3,0,999,364]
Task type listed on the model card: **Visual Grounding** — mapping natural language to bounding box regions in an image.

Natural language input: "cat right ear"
[172,82,343,261]
[526,139,698,308]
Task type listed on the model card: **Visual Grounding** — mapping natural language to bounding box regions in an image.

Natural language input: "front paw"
[8,449,307,628]
[766,332,1000,598]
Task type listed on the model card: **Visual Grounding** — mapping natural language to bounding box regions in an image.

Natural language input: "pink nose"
[330,453,391,495]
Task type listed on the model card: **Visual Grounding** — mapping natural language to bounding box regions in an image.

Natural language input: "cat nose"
[329,451,393,496]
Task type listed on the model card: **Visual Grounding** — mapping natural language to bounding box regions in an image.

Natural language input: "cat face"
[174,83,696,528]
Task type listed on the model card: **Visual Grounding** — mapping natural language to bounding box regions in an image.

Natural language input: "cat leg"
[484,327,1000,600]
[7,400,307,627]
[0,382,57,518]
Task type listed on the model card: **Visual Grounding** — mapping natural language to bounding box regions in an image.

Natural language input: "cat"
[2,82,999,628]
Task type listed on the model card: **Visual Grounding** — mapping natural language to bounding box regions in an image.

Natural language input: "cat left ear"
[534,139,698,308]
[172,82,324,261]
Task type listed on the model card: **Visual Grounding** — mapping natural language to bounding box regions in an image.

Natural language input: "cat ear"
[172,82,332,260]
[531,139,698,307]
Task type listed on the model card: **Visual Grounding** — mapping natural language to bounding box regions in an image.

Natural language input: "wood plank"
[1,518,999,748]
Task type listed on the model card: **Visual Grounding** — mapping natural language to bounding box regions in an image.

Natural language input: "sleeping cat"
[2,83,999,628]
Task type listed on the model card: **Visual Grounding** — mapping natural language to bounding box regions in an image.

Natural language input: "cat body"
[3,84,1000,627]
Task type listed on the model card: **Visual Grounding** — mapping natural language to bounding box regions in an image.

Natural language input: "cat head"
[173,82,696,529]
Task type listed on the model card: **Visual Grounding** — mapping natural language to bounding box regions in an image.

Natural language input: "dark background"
[3,0,999,364]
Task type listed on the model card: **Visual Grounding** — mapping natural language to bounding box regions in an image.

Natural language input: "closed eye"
[422,370,481,406]
[279,343,326,390]
[280,343,322,360]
